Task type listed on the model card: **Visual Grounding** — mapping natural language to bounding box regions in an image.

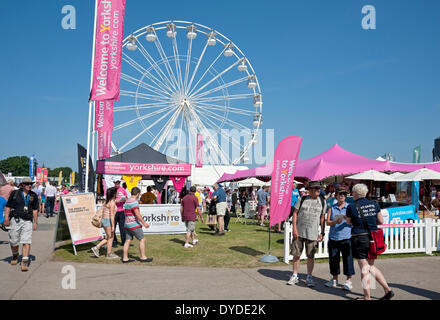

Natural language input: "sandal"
[140,258,153,263]
[121,259,135,263]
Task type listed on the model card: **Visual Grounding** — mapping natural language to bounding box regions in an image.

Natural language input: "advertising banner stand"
[54,193,104,255]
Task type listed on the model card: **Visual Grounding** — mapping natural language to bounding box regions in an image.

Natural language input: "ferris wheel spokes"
[171,37,184,93]
[194,101,255,116]
[189,59,241,98]
[194,93,254,104]
[152,106,183,150]
[122,52,174,95]
[183,36,194,93]
[114,101,173,112]
[135,41,178,93]
[119,106,177,151]
[121,73,170,98]
[153,37,180,91]
[113,105,175,132]
[191,76,248,100]
[187,48,225,97]
[185,41,209,96]
[195,111,243,150]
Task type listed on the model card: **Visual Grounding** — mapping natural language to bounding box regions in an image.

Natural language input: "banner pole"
[259,219,279,263]
[91,101,96,191]
[85,0,99,193]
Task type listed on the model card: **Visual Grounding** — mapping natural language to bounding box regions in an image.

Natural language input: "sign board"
[60,193,103,254]
[97,204,186,234]
[96,161,191,176]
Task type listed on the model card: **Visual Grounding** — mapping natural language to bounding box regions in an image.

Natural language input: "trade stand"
[96,143,191,234]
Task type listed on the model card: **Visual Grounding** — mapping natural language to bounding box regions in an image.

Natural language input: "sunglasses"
[337,193,348,196]
[23,183,33,186]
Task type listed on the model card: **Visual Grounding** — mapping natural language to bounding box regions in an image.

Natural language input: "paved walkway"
[1,216,439,300]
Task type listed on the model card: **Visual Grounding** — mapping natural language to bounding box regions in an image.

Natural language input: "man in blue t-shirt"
[212,184,227,236]
[289,182,300,219]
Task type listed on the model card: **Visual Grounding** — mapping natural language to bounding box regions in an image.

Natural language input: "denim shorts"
[102,218,111,228]
[125,227,144,241]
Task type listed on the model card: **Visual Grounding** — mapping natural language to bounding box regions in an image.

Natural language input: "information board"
[60,193,103,253]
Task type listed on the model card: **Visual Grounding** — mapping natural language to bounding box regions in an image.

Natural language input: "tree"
[48,167,77,179]
[0,156,36,176]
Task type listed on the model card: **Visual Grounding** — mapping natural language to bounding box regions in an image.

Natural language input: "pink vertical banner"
[94,100,113,131]
[36,167,43,183]
[196,134,203,167]
[170,176,187,193]
[90,0,126,101]
[42,168,49,183]
[95,100,113,159]
[97,130,112,159]
[269,136,303,227]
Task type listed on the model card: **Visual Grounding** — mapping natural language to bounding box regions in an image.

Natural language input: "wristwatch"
[320,232,325,236]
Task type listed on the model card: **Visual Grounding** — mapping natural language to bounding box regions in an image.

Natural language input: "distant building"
[381,153,395,162]
[433,137,440,161]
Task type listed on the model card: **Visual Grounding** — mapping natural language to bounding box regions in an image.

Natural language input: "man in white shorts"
[212,184,227,236]
[4,177,39,272]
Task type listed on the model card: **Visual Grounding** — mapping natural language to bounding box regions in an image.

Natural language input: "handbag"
[356,204,386,259]
[206,214,217,226]
[91,206,104,228]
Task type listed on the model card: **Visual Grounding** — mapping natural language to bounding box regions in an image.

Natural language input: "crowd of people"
[287,181,395,300]
[0,176,400,299]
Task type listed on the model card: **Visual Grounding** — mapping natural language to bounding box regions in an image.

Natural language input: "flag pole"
[85,0,98,193]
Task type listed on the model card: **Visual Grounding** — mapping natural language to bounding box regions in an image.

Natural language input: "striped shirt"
[123,198,142,230]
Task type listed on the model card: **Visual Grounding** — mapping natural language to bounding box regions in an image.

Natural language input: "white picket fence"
[283,218,440,263]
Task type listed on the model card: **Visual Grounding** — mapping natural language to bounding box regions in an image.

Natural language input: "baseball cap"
[336,187,348,194]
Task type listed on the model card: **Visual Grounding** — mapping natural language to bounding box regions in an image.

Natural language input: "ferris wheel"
[111,20,263,165]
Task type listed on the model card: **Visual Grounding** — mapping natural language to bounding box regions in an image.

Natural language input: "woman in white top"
[91,187,118,259]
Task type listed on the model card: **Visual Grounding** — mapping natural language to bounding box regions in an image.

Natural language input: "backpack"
[290,195,326,219]
[91,206,104,228]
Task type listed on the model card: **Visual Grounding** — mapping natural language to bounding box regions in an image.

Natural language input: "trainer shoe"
[184,243,193,248]
[306,275,315,287]
[91,246,100,258]
[192,239,199,245]
[342,281,353,291]
[10,253,19,266]
[21,258,29,272]
[325,279,338,288]
[105,253,119,259]
[286,274,299,285]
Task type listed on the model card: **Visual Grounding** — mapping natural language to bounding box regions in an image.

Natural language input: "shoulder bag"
[356,204,386,259]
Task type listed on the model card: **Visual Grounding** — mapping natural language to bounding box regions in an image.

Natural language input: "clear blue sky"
[1,0,439,170]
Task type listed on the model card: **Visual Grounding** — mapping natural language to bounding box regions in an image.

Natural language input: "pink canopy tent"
[216,144,440,183]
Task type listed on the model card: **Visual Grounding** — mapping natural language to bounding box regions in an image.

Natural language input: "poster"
[97,204,186,234]
[60,193,103,245]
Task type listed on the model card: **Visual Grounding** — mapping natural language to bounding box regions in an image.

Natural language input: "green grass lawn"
[53,215,288,268]
[53,215,440,268]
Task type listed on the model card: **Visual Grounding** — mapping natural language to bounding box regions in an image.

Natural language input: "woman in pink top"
[91,187,118,259]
